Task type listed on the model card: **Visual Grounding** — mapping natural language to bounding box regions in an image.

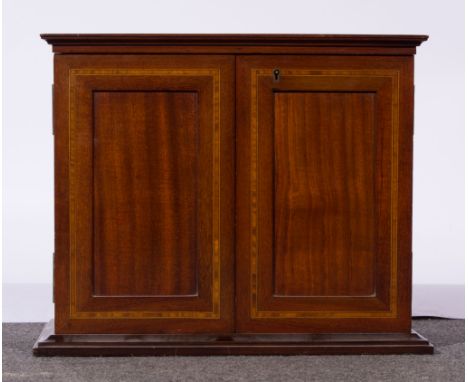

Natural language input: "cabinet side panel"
[93,91,199,297]
[273,92,375,297]
[54,55,71,333]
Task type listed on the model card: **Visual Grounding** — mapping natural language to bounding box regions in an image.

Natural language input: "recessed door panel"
[93,91,200,297]
[273,91,376,297]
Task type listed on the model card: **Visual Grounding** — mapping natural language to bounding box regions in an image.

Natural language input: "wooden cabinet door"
[236,56,414,333]
[54,55,234,334]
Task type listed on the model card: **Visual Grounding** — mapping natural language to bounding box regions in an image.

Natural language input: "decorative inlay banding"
[249,68,400,319]
[69,68,221,319]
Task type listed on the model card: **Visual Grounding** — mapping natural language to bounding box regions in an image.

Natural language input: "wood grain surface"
[44,35,426,348]
[53,55,235,334]
[236,55,414,333]
[93,91,199,297]
[41,34,428,55]
[273,92,375,297]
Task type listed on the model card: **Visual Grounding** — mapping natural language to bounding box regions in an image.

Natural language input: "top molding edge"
[40,34,429,47]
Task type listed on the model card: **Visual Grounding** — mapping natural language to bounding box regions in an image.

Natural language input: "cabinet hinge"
[51,84,54,135]
[52,251,55,303]
[413,84,415,136]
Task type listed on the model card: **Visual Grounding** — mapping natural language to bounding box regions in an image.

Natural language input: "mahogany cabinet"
[35,34,432,355]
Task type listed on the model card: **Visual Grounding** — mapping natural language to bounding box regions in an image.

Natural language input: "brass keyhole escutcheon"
[273,68,280,81]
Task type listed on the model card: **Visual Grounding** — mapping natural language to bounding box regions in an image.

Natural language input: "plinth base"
[33,320,434,356]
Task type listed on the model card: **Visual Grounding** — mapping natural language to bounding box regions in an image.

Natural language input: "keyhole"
[273,69,280,81]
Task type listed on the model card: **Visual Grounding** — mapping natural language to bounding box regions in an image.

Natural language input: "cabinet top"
[41,34,428,55]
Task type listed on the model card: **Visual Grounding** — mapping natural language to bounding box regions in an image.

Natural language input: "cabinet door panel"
[236,56,413,333]
[54,55,234,334]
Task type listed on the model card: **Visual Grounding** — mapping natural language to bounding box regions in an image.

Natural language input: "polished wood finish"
[38,34,430,355]
[40,34,427,55]
[52,54,235,334]
[39,34,430,45]
[93,91,199,297]
[34,320,433,356]
[236,55,414,333]
[273,92,376,297]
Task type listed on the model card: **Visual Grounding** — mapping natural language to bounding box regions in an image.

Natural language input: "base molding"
[33,320,434,356]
